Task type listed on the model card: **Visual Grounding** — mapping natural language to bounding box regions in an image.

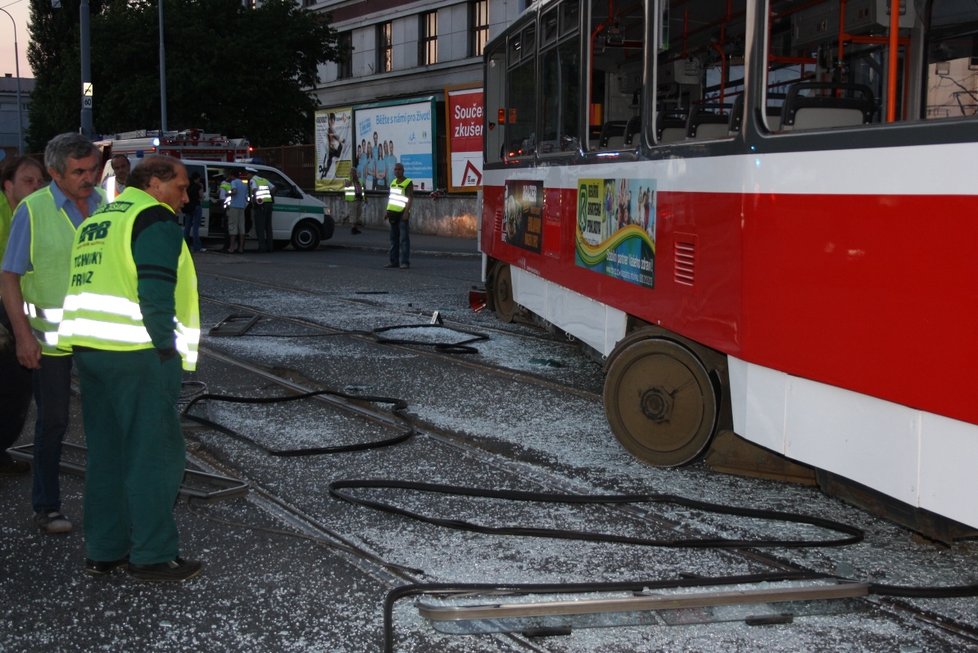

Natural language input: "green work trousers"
[75,349,185,565]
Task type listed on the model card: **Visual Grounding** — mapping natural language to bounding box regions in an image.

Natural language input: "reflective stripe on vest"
[252,176,273,204]
[220,181,233,209]
[344,183,357,202]
[57,187,201,371]
[386,177,411,213]
[20,186,104,355]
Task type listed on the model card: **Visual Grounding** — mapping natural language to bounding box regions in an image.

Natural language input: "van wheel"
[291,220,321,251]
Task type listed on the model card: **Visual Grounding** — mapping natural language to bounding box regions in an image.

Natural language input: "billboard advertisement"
[314,107,353,192]
[575,177,656,288]
[446,86,484,192]
[353,98,436,192]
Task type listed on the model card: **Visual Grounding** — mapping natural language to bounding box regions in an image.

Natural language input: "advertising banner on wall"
[575,177,656,288]
[314,107,353,192]
[353,98,436,192]
[446,86,484,192]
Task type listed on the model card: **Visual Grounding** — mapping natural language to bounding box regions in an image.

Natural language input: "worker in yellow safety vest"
[57,155,203,582]
[248,168,275,252]
[343,167,364,235]
[0,133,105,535]
[0,155,45,476]
[384,163,413,269]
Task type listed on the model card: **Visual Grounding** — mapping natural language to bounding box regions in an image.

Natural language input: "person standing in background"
[0,133,105,534]
[100,154,130,202]
[384,163,413,269]
[249,168,275,252]
[182,171,204,252]
[343,168,365,235]
[0,156,45,476]
[226,170,250,254]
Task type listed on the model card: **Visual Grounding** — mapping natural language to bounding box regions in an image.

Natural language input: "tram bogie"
[479,0,978,537]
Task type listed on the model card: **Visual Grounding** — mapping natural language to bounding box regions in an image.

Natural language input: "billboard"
[353,98,436,192]
[446,86,484,192]
[314,107,353,192]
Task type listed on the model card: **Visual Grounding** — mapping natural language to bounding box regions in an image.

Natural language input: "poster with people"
[314,107,352,192]
[353,99,435,192]
[575,177,656,288]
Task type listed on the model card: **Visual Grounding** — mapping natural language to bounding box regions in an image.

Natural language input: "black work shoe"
[351,227,362,235]
[34,511,72,534]
[85,557,129,576]
[128,557,203,582]
[0,459,30,475]
[384,263,398,268]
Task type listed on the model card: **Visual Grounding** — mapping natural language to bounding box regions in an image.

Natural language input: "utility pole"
[0,7,24,153]
[80,0,94,137]
[159,0,167,133]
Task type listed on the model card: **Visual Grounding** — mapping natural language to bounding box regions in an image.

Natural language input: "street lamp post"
[0,7,25,155]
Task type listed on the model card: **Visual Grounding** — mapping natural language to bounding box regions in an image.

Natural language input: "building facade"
[0,74,32,160]
[304,0,527,236]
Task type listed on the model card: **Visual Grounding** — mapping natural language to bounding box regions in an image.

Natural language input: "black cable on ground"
[328,478,864,549]
[371,322,489,354]
[214,314,490,355]
[182,389,416,455]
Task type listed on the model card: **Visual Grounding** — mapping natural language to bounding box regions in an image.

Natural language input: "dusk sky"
[0,0,33,79]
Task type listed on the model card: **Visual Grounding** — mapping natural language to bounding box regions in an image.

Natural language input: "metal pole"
[80,0,93,137]
[159,0,167,133]
[0,7,24,154]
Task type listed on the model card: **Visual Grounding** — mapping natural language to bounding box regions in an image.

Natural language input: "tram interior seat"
[728,94,744,134]
[623,115,642,146]
[687,110,729,140]
[729,93,786,134]
[656,111,688,144]
[780,82,875,130]
[599,120,628,149]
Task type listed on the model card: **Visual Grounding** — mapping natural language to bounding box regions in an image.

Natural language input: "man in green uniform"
[58,156,202,582]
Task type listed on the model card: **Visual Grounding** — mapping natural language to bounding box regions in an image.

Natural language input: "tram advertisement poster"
[314,107,353,193]
[575,178,656,288]
[503,180,543,253]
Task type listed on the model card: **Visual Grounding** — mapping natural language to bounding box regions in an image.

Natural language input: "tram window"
[540,12,580,155]
[485,45,506,164]
[650,2,743,145]
[924,1,978,119]
[542,7,558,46]
[507,25,537,158]
[587,0,644,150]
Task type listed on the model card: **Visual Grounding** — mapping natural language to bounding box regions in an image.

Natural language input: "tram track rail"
[198,269,568,347]
[185,344,978,649]
[197,290,603,403]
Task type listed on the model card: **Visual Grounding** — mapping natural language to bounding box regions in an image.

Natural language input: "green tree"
[26,0,339,151]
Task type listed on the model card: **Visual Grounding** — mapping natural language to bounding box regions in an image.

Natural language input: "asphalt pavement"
[0,228,483,652]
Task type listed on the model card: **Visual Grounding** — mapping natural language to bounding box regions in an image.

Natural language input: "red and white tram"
[479,0,978,537]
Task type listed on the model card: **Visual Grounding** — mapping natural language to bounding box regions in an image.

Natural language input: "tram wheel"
[603,338,718,467]
[491,264,517,323]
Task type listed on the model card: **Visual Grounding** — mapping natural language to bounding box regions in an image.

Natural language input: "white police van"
[100,158,333,250]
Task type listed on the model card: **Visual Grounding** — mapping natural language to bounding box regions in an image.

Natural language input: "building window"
[337,31,352,79]
[378,21,393,73]
[421,11,438,65]
[471,0,489,57]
